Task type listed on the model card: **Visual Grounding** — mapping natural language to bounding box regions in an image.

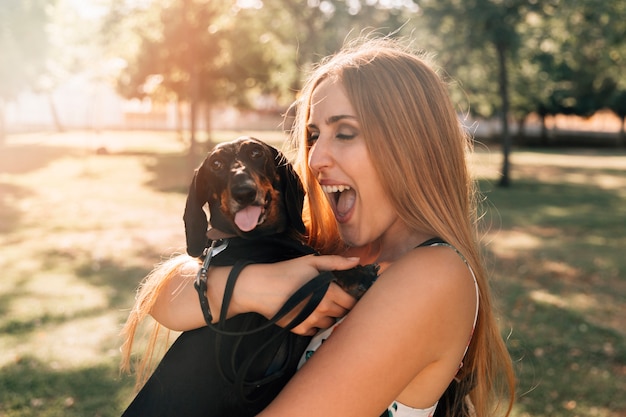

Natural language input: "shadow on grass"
[0,246,154,337]
[141,152,205,194]
[0,144,93,235]
[0,277,29,324]
[481,178,625,289]
[0,306,114,336]
[480,179,625,235]
[498,278,626,417]
[0,355,133,417]
[0,144,85,175]
[0,183,29,234]
[73,255,151,310]
[480,177,626,416]
[43,246,155,309]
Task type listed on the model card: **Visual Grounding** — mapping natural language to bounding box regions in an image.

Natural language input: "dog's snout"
[231,169,257,205]
[232,184,257,205]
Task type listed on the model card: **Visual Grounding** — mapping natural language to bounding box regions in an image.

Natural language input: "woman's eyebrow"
[307,114,357,129]
[326,114,357,124]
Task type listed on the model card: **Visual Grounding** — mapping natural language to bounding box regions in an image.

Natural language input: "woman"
[122,37,515,417]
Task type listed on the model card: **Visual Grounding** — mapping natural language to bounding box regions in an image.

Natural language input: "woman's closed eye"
[335,122,360,140]
[336,130,356,140]
[306,130,319,147]
[306,123,359,146]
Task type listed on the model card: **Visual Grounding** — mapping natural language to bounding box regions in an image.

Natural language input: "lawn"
[0,130,624,416]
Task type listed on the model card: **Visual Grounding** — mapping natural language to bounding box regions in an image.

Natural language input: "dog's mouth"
[232,191,271,232]
[321,185,355,219]
[234,205,265,232]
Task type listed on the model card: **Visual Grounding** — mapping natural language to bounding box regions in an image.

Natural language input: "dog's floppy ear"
[183,169,209,257]
[273,148,306,234]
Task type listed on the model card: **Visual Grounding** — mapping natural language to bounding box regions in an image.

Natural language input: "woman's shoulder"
[326,242,479,409]
[350,239,477,333]
[378,240,474,295]
[356,240,478,353]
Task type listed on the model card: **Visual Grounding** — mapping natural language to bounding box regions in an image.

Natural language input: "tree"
[512,0,626,146]
[111,0,281,154]
[609,90,626,146]
[258,0,418,92]
[418,0,538,187]
[108,0,419,154]
[0,0,54,144]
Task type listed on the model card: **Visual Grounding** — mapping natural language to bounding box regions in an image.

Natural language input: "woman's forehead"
[308,79,356,123]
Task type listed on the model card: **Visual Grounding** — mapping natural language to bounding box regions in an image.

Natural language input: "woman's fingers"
[288,282,357,336]
[323,280,358,311]
[240,254,363,334]
[309,255,362,274]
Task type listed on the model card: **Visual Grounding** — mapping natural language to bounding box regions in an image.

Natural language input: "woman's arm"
[258,246,478,417]
[149,254,361,334]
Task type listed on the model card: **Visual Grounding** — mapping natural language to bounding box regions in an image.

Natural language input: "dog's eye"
[249,147,263,159]
[209,159,224,171]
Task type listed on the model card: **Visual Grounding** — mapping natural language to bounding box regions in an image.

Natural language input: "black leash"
[194,239,335,405]
[194,239,229,325]
[214,260,334,404]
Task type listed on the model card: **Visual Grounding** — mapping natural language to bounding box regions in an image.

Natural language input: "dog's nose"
[232,184,257,205]
[232,187,256,205]
[231,168,257,205]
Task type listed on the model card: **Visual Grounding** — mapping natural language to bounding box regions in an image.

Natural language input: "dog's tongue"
[234,206,262,232]
[337,189,356,216]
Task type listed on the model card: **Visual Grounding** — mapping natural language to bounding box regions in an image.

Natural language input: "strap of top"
[416,237,448,247]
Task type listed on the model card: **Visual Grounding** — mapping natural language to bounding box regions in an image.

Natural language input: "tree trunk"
[189,90,198,157]
[539,113,548,145]
[183,0,198,159]
[176,98,184,142]
[496,42,511,187]
[47,93,64,132]
[516,115,526,143]
[204,102,214,149]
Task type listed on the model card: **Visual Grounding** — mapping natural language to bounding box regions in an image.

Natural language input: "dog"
[122,137,378,417]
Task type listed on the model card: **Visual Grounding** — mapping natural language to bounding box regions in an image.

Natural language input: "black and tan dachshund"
[122,137,378,417]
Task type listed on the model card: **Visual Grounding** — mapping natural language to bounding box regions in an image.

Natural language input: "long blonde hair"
[290,38,515,417]
[120,255,199,389]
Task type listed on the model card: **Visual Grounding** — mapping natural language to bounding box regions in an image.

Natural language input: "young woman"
[122,37,515,417]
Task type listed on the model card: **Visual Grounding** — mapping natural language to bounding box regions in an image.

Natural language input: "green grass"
[0,130,624,416]
[476,148,626,417]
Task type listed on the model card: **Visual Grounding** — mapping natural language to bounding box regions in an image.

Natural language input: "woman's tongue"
[234,205,262,232]
[336,188,356,218]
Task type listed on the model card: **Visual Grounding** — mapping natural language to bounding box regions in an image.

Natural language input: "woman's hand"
[228,255,362,336]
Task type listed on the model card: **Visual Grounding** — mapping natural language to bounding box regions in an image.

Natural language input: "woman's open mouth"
[321,184,356,222]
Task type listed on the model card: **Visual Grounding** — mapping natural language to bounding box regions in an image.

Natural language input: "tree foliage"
[108,0,419,152]
[417,0,535,186]
[3,0,624,153]
[414,0,626,184]
[111,0,299,150]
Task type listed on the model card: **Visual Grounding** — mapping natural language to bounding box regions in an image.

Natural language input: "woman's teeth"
[321,185,351,193]
[321,184,356,218]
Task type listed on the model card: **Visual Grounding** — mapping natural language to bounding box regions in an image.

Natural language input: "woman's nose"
[308,137,332,174]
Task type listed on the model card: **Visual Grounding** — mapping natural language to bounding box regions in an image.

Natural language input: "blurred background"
[0,0,624,416]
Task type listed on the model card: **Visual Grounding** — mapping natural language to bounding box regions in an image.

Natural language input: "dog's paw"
[331,264,380,299]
